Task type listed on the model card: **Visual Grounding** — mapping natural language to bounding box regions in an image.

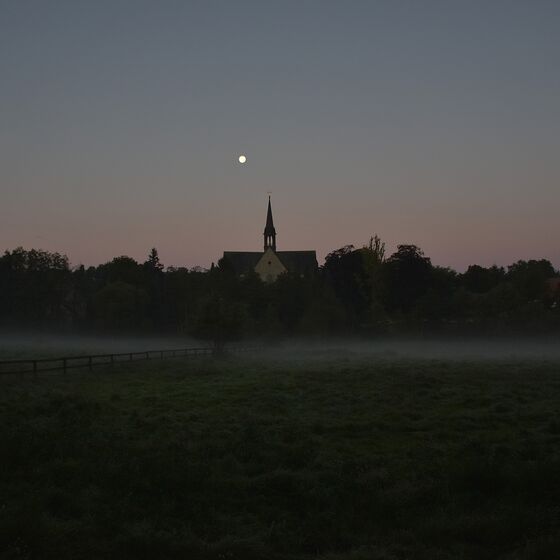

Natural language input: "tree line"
[1,238,559,342]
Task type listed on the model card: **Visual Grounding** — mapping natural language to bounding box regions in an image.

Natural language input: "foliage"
[0,248,72,327]
[0,241,559,336]
[92,281,149,330]
[191,296,248,349]
[384,244,433,314]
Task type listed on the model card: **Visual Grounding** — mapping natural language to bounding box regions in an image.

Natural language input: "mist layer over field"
[0,332,205,360]
[273,337,560,364]
[1,332,560,364]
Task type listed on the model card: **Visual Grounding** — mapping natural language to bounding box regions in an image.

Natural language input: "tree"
[145,248,164,272]
[507,260,555,301]
[364,235,385,263]
[462,265,505,294]
[0,247,72,326]
[361,235,387,328]
[143,248,165,328]
[323,245,370,330]
[415,266,460,323]
[191,296,247,351]
[299,283,348,335]
[92,281,149,331]
[384,245,432,314]
[97,256,143,286]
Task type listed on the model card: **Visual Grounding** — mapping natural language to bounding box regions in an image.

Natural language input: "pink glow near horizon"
[1,2,559,271]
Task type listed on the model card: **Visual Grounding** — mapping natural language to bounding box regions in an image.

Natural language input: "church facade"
[221,197,318,282]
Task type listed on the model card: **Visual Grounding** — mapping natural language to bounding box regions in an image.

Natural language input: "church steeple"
[263,195,276,251]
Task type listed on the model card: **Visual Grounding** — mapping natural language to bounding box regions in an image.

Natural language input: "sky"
[1,0,559,271]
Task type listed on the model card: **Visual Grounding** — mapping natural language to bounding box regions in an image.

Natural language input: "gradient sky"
[1,0,559,270]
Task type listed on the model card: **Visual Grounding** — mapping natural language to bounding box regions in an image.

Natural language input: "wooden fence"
[0,345,256,375]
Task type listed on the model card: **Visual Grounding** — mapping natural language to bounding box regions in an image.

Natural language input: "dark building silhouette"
[222,197,317,282]
[263,196,276,251]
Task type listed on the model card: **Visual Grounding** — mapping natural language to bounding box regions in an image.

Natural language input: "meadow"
[1,344,560,559]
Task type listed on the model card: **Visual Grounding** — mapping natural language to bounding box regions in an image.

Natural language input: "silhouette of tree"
[1,240,559,337]
[191,296,247,351]
[415,266,460,324]
[507,260,555,300]
[143,248,165,328]
[323,245,372,330]
[97,256,143,286]
[93,281,149,331]
[0,247,71,326]
[462,265,506,294]
[384,245,432,314]
[361,235,387,328]
[364,235,385,263]
[145,248,164,272]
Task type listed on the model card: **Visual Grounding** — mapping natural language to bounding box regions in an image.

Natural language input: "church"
[221,197,318,282]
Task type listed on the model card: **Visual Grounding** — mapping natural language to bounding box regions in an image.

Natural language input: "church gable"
[221,196,318,282]
[255,247,287,283]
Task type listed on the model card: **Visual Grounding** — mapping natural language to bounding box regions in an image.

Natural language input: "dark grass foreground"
[2,352,560,559]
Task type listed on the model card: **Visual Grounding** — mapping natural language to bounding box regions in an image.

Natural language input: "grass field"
[2,346,560,559]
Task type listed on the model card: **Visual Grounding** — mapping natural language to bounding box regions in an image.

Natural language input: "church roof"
[221,252,262,275]
[222,250,317,277]
[276,251,318,276]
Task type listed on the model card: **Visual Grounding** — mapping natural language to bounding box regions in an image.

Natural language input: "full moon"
[238,154,247,164]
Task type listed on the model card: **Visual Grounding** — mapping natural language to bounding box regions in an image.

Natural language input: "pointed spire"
[263,195,277,251]
[265,195,275,234]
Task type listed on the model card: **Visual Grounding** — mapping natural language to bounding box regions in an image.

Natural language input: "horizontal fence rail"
[0,345,258,376]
